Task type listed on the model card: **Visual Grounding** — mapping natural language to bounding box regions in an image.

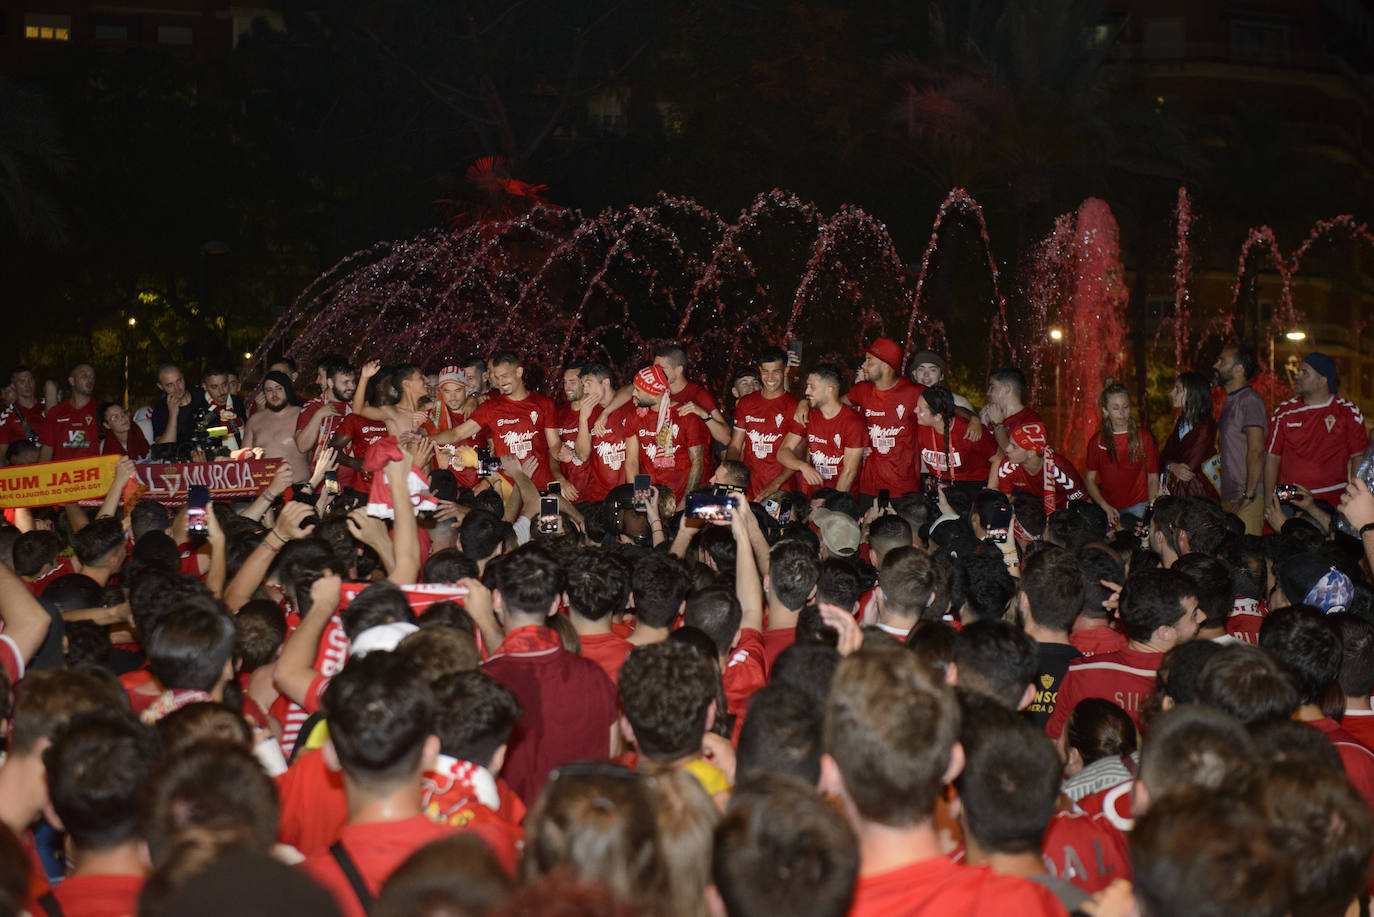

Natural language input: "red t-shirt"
[789,405,867,497]
[918,416,998,484]
[733,391,799,500]
[296,396,351,465]
[39,399,99,461]
[1310,717,1374,814]
[579,632,635,684]
[1266,396,1367,498]
[1086,428,1159,508]
[334,413,391,491]
[470,393,558,489]
[276,748,350,858]
[994,453,1088,512]
[481,625,618,804]
[1042,810,1131,894]
[301,816,458,917]
[762,626,797,673]
[1341,710,1374,753]
[1225,596,1265,645]
[49,873,144,917]
[581,403,631,503]
[0,400,44,448]
[1045,647,1163,739]
[849,379,923,495]
[628,406,708,502]
[671,381,719,479]
[556,404,597,500]
[1068,626,1127,658]
[723,627,768,726]
[1004,406,1047,438]
[423,404,481,490]
[849,856,1068,917]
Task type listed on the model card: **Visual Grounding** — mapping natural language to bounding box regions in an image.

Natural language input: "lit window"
[23,12,72,40]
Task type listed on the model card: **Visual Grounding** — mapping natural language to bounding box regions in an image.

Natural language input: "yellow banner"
[0,455,120,508]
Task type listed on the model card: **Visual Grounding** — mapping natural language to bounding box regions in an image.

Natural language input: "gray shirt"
[1217,386,1266,500]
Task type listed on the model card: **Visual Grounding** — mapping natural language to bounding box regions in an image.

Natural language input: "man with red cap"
[421,366,483,491]
[846,336,925,499]
[994,422,1088,515]
[779,363,867,497]
[428,351,563,491]
[625,364,708,503]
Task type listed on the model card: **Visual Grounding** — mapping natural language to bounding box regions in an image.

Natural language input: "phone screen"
[187,485,210,540]
[547,481,562,497]
[634,474,651,509]
[537,496,560,534]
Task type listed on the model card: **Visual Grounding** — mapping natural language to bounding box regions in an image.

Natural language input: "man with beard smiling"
[624,364,707,503]
[294,354,357,464]
[778,364,867,497]
[726,346,799,501]
[244,371,309,480]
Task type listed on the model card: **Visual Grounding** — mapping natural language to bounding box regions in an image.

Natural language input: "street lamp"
[1285,330,1307,341]
[1049,328,1064,432]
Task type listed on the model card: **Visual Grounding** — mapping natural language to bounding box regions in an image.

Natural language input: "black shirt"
[1027,641,1083,729]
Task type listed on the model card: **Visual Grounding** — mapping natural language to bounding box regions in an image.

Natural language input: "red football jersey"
[579,631,635,683]
[919,415,998,484]
[1086,428,1159,508]
[849,378,923,495]
[48,874,143,917]
[301,816,458,917]
[994,453,1088,512]
[733,391,799,500]
[275,748,350,857]
[582,403,631,503]
[39,399,99,461]
[470,393,559,489]
[723,627,768,728]
[556,404,596,499]
[1225,596,1265,645]
[0,401,44,447]
[1045,647,1163,739]
[1266,396,1367,498]
[1042,810,1132,894]
[296,396,351,464]
[334,413,391,491]
[627,405,708,502]
[790,405,867,496]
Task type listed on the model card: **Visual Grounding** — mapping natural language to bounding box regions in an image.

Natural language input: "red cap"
[866,337,903,371]
[634,365,669,397]
[1010,423,1048,452]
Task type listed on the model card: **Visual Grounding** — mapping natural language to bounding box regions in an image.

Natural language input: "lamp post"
[1049,328,1064,432]
[124,316,136,410]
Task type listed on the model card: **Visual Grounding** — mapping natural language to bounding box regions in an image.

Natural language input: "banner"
[68,458,284,507]
[128,459,283,506]
[0,455,120,508]
[338,582,468,614]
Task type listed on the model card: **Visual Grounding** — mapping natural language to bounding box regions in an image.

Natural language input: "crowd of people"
[0,334,1370,917]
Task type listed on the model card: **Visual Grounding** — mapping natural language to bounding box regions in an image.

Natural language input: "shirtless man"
[243,371,309,481]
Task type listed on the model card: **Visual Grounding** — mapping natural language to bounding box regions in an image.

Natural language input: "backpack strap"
[328,841,374,916]
[36,892,64,917]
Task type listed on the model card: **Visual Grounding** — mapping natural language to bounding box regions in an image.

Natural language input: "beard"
[266,399,288,413]
[331,384,353,403]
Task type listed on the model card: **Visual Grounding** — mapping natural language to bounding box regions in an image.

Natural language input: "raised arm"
[224,501,316,612]
[0,562,51,668]
[731,494,763,633]
[273,572,341,708]
[387,451,420,584]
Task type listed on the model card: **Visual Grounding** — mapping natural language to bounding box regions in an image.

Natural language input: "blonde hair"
[1098,381,1142,464]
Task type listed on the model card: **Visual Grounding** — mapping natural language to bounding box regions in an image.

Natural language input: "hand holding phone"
[186,485,210,543]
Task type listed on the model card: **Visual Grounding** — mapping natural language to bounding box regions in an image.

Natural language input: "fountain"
[253,184,1371,472]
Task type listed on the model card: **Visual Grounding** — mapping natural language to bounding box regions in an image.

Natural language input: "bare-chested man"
[243,371,309,481]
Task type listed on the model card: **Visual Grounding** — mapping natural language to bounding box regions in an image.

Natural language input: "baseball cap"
[812,508,860,557]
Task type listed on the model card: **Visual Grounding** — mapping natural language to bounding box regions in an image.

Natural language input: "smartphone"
[537,496,560,535]
[762,493,792,526]
[186,485,210,542]
[547,481,561,497]
[476,447,500,477]
[1134,505,1155,537]
[323,470,339,495]
[1275,484,1300,502]
[633,473,651,510]
[685,491,732,522]
[985,502,1012,544]
[787,339,804,365]
[877,489,891,511]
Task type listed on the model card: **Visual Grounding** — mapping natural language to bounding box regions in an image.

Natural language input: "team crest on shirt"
[529,410,538,424]
[833,434,841,446]
[1326,415,1336,432]
[896,404,905,419]
[774,413,783,428]
[1041,674,1054,689]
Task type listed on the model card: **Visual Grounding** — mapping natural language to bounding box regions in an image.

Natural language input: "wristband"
[1361,523,1374,539]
